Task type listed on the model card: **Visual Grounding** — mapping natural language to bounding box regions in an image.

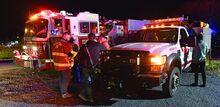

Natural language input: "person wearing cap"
[77,33,107,102]
[51,32,77,98]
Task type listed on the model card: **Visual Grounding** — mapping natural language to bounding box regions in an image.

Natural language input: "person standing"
[77,33,106,102]
[191,33,208,87]
[98,34,110,50]
[52,32,77,98]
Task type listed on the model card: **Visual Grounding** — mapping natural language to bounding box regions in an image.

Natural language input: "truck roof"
[143,25,186,30]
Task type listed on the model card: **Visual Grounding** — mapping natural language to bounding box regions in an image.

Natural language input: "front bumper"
[14,56,37,68]
[136,73,168,87]
[13,56,53,70]
[102,65,168,88]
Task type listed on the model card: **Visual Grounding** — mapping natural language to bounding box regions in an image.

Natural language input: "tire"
[162,67,180,97]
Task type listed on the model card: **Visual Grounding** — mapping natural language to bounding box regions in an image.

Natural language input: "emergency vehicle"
[14,10,99,70]
[100,16,211,97]
[100,18,150,46]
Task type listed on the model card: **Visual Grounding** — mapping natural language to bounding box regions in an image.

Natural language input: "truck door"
[180,28,193,69]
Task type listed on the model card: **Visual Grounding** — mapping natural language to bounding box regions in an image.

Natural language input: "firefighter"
[51,32,77,98]
[77,33,107,102]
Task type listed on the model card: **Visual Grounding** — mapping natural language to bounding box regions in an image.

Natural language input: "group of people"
[51,26,208,102]
[51,32,109,102]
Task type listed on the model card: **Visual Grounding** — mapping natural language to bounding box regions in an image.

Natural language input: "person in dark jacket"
[77,33,106,102]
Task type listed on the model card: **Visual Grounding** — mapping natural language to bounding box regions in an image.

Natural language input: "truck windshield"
[24,19,48,38]
[130,28,178,43]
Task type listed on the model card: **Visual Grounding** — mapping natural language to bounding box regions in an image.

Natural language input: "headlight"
[22,45,27,50]
[32,46,38,51]
[150,55,166,65]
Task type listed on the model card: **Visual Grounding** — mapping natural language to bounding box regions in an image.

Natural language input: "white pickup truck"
[101,26,196,97]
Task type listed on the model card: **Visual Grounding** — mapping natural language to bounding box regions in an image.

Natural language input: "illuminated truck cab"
[14,10,100,70]
[101,17,203,97]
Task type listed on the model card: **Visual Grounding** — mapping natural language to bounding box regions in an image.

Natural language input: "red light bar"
[30,10,57,20]
[151,17,185,23]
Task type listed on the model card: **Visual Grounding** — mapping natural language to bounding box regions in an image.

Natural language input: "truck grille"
[108,50,150,66]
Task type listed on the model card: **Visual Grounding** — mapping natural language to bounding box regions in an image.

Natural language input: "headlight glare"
[150,56,166,65]
[32,46,38,51]
[22,45,27,50]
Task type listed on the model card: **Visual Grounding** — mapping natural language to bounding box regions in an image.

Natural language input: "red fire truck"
[14,10,100,70]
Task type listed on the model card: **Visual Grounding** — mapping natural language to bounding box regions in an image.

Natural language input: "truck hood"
[111,42,174,55]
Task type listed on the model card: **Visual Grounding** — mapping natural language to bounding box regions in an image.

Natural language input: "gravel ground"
[0,63,220,107]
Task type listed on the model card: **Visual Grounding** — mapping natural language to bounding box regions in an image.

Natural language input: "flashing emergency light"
[30,29,34,33]
[200,22,210,28]
[144,23,178,29]
[142,26,147,29]
[32,46,38,51]
[60,10,66,16]
[30,10,57,20]
[25,28,28,33]
[30,14,38,20]
[40,11,47,16]
[200,22,204,27]
[151,17,185,23]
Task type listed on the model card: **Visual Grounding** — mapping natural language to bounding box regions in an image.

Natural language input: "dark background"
[0,0,220,43]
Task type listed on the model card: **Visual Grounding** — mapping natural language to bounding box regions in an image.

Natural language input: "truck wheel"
[162,67,180,97]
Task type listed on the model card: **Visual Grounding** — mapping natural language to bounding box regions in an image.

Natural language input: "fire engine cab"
[14,10,99,70]
[100,16,211,97]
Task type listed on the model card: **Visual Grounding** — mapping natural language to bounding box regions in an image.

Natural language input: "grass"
[0,47,13,59]
[0,44,22,59]
[206,59,220,77]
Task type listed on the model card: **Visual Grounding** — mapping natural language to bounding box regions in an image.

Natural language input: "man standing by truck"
[191,33,208,87]
[77,33,106,102]
[52,32,77,98]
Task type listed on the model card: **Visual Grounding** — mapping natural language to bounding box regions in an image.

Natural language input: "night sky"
[1,0,220,43]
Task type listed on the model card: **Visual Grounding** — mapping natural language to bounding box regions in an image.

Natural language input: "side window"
[180,29,188,40]
[79,22,98,34]
[180,29,188,46]
[51,19,63,36]
[90,22,98,33]
[65,19,70,33]
[80,22,89,33]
